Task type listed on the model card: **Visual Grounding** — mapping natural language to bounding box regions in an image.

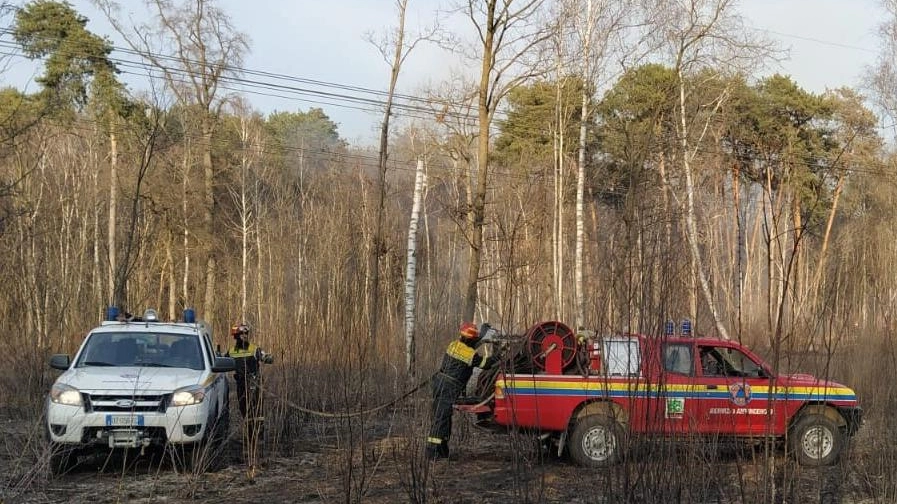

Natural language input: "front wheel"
[790,413,844,466]
[48,442,78,476]
[567,415,624,468]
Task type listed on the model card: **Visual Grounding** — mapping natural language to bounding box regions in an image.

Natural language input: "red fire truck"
[463,321,863,467]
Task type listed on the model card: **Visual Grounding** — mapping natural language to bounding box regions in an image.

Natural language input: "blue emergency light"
[184,308,196,324]
[681,318,692,336]
[664,320,674,335]
[106,306,119,321]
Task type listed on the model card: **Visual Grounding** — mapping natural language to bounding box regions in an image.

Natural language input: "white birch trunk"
[676,69,730,340]
[575,0,594,330]
[404,158,427,377]
[107,130,117,303]
[182,149,190,307]
[239,117,250,320]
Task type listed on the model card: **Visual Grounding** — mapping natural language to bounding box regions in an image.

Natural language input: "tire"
[48,442,77,476]
[204,408,230,472]
[45,405,78,476]
[567,415,624,468]
[216,407,230,442]
[167,442,205,473]
[790,413,844,466]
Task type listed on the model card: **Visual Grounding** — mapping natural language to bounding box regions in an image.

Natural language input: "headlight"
[50,383,82,406]
[171,385,206,406]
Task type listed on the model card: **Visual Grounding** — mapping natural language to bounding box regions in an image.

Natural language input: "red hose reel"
[526,321,577,374]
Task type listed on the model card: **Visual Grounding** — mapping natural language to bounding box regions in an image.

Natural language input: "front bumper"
[47,401,210,447]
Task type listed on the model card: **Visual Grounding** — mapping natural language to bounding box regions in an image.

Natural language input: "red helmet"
[459,321,479,341]
[231,323,250,338]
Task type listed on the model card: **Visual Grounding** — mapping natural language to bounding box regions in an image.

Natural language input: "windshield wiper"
[136,362,174,368]
[82,361,115,366]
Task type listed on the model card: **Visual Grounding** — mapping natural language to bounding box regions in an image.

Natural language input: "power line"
[0,26,894,181]
[756,28,878,54]
[0,29,493,126]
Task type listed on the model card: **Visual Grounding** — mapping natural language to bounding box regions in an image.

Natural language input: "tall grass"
[3,321,895,503]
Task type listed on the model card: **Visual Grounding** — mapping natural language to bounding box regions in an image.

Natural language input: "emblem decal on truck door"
[729,383,752,406]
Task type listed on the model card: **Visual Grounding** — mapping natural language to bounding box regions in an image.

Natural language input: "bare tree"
[868,0,897,140]
[228,98,263,321]
[94,0,249,325]
[459,0,552,321]
[646,0,775,339]
[566,0,635,328]
[364,0,446,346]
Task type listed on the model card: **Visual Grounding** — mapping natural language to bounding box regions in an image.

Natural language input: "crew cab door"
[202,334,228,416]
[695,343,779,435]
[657,342,706,434]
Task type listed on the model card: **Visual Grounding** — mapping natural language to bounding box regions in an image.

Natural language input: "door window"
[699,346,767,378]
[663,343,694,375]
[603,338,641,376]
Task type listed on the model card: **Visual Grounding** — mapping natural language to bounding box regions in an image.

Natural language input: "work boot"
[425,443,449,460]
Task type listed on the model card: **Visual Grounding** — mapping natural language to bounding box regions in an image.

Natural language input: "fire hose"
[261,342,558,419]
[262,377,431,418]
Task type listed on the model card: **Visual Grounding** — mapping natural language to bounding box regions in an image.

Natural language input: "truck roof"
[612,333,735,346]
[93,320,210,336]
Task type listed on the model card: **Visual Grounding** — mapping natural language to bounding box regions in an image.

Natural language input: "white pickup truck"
[45,308,234,473]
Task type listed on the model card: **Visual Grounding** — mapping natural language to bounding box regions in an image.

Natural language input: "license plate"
[105,414,144,427]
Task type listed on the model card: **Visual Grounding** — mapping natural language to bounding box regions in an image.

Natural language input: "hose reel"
[526,321,577,374]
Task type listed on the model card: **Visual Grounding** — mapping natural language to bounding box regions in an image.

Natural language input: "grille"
[85,394,169,413]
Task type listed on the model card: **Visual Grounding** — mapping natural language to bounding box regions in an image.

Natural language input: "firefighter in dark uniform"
[226,323,273,422]
[426,321,498,460]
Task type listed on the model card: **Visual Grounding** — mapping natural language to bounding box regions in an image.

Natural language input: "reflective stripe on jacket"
[227,342,260,377]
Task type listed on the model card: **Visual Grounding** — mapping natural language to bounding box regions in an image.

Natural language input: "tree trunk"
[202,124,216,326]
[371,0,408,346]
[676,68,730,340]
[404,157,427,377]
[575,0,593,329]
[465,1,498,322]
[107,130,118,305]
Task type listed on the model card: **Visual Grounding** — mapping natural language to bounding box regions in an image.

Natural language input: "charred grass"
[0,338,893,503]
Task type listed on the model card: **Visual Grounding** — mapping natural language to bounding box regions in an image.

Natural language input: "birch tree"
[867,0,897,136]
[647,0,773,339]
[228,98,263,321]
[404,157,427,376]
[566,0,634,328]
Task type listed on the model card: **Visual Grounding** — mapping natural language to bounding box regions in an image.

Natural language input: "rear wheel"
[567,415,624,468]
[790,413,844,466]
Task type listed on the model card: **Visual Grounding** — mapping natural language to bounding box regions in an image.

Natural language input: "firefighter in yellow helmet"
[225,323,273,422]
[426,321,498,460]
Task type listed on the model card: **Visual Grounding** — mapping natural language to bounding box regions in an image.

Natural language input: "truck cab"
[45,308,235,474]
[480,321,862,467]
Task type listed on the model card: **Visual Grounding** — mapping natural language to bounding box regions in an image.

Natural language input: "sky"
[0,0,886,145]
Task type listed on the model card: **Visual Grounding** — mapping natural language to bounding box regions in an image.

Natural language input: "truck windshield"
[77,332,204,371]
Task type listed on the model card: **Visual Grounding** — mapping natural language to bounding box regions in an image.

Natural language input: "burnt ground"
[0,407,882,504]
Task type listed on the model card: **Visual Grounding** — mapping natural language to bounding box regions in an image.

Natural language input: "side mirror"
[49,354,71,371]
[212,356,235,373]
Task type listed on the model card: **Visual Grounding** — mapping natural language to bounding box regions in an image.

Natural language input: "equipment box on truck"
[45,308,234,473]
[464,321,863,467]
